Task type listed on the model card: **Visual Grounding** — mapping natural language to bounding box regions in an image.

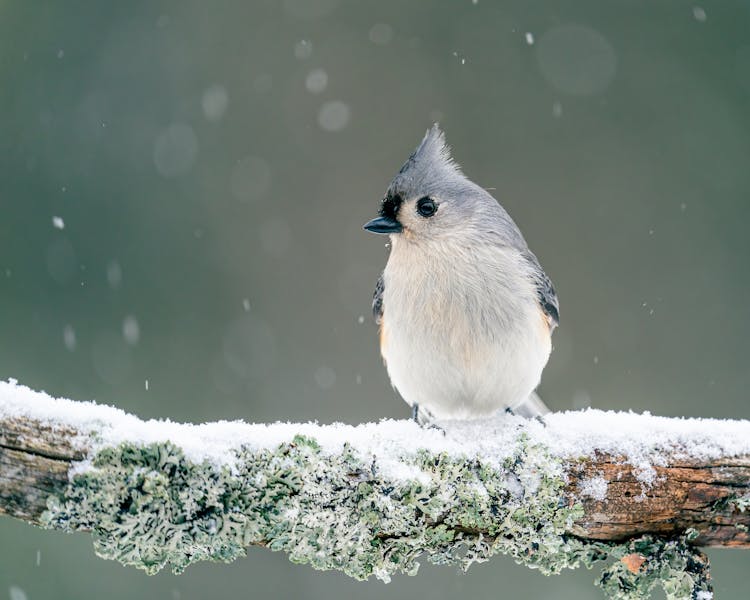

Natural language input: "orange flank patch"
[540,307,554,332]
[538,308,553,351]
[621,554,647,574]
[379,324,388,359]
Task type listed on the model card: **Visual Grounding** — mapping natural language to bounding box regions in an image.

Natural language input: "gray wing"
[522,250,559,330]
[372,274,385,325]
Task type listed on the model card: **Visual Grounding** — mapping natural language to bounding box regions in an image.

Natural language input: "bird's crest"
[396,124,461,180]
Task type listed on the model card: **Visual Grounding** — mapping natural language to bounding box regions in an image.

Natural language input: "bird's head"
[363,125,511,244]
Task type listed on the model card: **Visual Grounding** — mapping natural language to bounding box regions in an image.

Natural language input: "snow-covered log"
[2,381,749,599]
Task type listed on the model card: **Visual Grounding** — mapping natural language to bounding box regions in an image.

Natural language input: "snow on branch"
[2,381,750,599]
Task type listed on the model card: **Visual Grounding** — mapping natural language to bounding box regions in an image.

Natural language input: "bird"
[363,125,558,424]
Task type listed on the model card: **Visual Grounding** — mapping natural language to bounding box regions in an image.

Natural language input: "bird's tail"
[511,391,550,419]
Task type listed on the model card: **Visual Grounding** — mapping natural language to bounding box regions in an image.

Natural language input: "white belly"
[380,243,551,420]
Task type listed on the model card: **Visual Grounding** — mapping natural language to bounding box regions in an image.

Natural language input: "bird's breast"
[379,243,550,417]
[382,243,537,343]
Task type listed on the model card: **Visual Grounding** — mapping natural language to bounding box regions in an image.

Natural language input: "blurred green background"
[2,1,749,598]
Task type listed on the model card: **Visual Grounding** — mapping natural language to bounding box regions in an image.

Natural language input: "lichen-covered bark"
[40,435,590,579]
[4,410,750,599]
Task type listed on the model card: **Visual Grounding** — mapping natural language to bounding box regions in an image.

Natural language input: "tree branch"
[2,380,748,599]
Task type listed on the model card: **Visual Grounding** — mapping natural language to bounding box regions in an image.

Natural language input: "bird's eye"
[416,197,438,218]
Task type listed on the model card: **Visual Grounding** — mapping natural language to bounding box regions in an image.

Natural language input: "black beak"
[363,215,403,234]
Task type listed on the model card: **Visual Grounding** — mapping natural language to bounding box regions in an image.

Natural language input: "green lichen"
[596,531,712,600]
[40,434,712,598]
[728,494,750,514]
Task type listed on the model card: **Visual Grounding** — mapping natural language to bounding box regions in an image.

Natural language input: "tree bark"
[2,412,749,545]
[0,419,83,526]
[565,457,750,546]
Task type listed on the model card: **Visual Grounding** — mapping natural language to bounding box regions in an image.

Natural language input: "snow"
[201,84,229,122]
[122,315,140,345]
[63,325,76,351]
[578,475,608,501]
[106,260,122,289]
[2,379,750,483]
[368,24,394,46]
[293,39,312,60]
[318,101,350,132]
[305,69,328,94]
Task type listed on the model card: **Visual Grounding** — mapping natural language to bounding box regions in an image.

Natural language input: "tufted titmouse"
[364,125,559,424]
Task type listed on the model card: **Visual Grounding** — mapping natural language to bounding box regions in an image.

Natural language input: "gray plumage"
[523,249,559,328]
[372,274,385,325]
[365,125,558,422]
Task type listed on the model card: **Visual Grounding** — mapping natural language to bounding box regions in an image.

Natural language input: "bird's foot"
[411,404,445,434]
[504,406,547,427]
